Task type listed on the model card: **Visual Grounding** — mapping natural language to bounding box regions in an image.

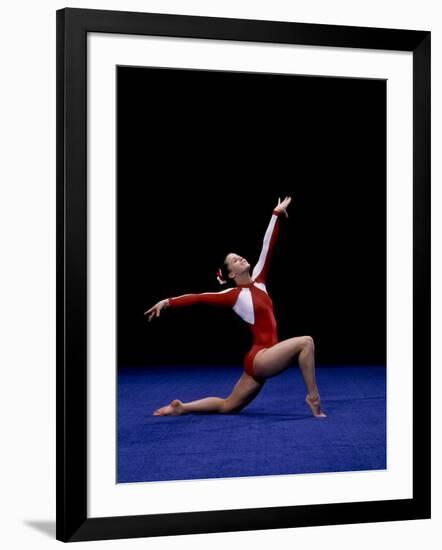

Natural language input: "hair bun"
[216,268,227,285]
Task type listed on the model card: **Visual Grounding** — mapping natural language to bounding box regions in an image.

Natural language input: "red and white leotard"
[167,209,281,381]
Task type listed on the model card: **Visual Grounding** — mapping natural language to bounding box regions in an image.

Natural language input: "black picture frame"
[56,7,431,542]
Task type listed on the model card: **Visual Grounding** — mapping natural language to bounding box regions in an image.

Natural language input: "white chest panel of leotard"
[232,288,255,325]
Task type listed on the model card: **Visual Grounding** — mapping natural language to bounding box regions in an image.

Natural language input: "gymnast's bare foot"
[153,399,185,416]
[305,393,327,418]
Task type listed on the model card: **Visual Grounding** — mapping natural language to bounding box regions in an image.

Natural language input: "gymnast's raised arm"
[251,196,292,284]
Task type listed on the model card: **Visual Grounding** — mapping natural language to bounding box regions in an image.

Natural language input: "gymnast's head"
[217,253,251,286]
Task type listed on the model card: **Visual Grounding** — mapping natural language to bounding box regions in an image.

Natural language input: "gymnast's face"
[224,253,250,279]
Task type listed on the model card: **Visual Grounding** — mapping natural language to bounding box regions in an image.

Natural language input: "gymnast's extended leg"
[153,371,265,416]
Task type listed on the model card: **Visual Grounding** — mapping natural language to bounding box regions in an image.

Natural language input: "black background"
[117,66,386,367]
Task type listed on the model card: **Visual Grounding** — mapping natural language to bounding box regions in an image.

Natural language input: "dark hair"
[216,253,233,286]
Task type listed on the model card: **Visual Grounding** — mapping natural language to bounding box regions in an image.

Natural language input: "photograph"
[1,0,438,547]
[55,7,431,542]
[117,65,386,483]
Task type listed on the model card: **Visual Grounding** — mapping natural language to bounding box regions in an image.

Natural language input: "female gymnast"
[144,196,326,418]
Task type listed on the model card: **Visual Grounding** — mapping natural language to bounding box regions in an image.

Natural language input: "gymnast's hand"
[144,299,169,322]
[274,196,292,218]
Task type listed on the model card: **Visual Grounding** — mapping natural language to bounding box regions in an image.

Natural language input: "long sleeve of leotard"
[252,209,281,283]
[167,287,239,308]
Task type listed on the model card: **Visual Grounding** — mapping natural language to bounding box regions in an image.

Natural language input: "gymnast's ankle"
[307,391,320,403]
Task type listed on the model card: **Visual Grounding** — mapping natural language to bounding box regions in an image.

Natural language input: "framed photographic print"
[56,7,431,542]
